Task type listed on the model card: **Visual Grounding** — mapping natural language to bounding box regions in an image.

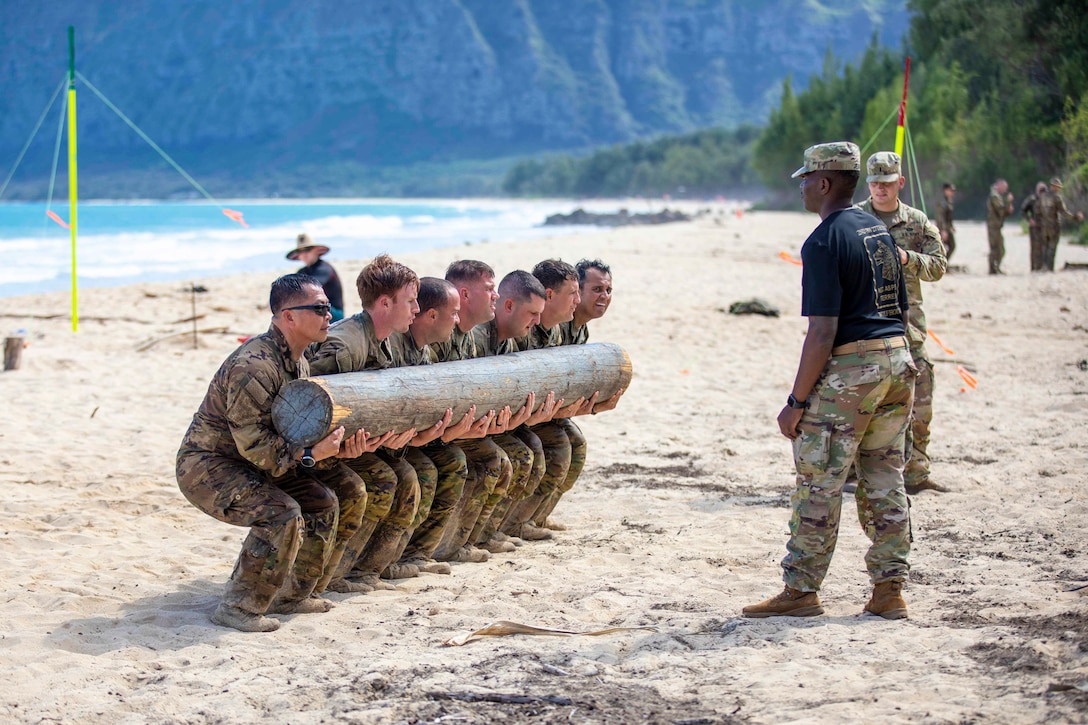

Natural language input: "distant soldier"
[288,234,345,321]
[935,182,956,259]
[859,151,948,495]
[1021,181,1049,272]
[744,142,914,621]
[986,179,1015,275]
[1036,177,1085,272]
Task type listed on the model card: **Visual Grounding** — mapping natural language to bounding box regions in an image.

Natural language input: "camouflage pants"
[943,229,956,260]
[1029,226,1044,271]
[987,222,1005,274]
[1040,226,1060,272]
[532,417,587,526]
[472,431,534,544]
[402,441,468,561]
[317,451,399,589]
[782,343,916,592]
[177,453,365,614]
[350,449,427,577]
[903,347,933,487]
[503,420,571,533]
[433,437,506,559]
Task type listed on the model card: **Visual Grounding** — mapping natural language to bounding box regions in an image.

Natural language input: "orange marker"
[779,251,803,266]
[927,328,955,355]
[222,208,249,228]
[956,365,977,389]
[46,210,71,229]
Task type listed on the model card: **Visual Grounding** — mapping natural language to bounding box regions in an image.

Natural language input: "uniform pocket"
[792,419,833,476]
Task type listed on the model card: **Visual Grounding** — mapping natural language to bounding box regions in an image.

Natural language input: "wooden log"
[273,343,632,447]
[4,336,24,371]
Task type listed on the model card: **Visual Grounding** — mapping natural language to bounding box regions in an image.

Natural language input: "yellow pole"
[68,26,79,332]
[894,57,911,159]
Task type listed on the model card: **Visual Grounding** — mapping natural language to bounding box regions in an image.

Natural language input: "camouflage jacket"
[178,324,306,477]
[307,309,392,375]
[858,198,947,348]
[514,322,561,351]
[387,330,432,368]
[935,198,954,233]
[558,319,590,346]
[428,325,476,363]
[1036,190,1077,231]
[1021,193,1041,223]
[987,188,1013,226]
[470,318,513,358]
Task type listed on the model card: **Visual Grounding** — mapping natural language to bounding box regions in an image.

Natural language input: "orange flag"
[222,208,249,228]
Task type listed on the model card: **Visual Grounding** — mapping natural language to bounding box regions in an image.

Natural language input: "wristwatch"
[299,447,316,468]
[786,393,808,410]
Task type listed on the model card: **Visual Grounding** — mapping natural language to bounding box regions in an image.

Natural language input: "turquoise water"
[0,198,615,298]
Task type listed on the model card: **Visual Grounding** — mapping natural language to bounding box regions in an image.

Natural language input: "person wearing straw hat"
[288,233,345,321]
[1036,177,1084,272]
[858,151,948,495]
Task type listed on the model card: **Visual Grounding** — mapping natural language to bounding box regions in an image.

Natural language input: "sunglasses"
[284,303,332,316]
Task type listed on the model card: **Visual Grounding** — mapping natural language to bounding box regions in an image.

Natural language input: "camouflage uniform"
[987,186,1013,274]
[430,324,509,561]
[935,196,955,259]
[1021,191,1045,271]
[177,325,367,614]
[466,319,537,546]
[1037,184,1080,272]
[386,330,468,563]
[858,195,946,489]
[307,311,413,586]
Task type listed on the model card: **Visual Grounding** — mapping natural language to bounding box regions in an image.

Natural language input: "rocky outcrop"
[543,207,692,226]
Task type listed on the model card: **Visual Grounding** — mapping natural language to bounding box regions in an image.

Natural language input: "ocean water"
[0,198,631,299]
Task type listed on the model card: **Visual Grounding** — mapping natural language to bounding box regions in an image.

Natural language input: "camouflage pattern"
[176,325,367,613]
[349,451,422,578]
[1021,191,1045,271]
[387,329,432,368]
[513,322,562,352]
[471,430,533,544]
[865,151,901,183]
[558,319,590,346]
[470,318,514,357]
[783,345,916,591]
[307,309,392,376]
[402,441,468,560]
[935,197,955,259]
[791,141,861,178]
[1037,189,1080,272]
[426,324,476,363]
[987,187,1014,274]
[532,417,586,526]
[903,352,934,488]
[433,437,506,559]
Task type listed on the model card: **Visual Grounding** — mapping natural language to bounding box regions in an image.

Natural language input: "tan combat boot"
[742,586,824,618]
[864,581,908,620]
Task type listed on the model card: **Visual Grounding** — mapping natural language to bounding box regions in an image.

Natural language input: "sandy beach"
[1,206,1086,724]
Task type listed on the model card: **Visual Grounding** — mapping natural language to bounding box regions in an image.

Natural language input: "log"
[273,343,632,447]
[4,336,24,371]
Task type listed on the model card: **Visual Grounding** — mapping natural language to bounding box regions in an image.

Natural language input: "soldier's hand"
[383,428,417,451]
[508,392,535,429]
[592,387,625,414]
[897,246,908,265]
[336,428,370,459]
[364,430,397,453]
[464,409,496,439]
[554,396,586,419]
[411,409,453,447]
[311,426,347,461]
[441,405,477,442]
[777,406,803,440]
[526,391,558,426]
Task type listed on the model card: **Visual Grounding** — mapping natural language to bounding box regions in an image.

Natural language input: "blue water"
[0,198,622,298]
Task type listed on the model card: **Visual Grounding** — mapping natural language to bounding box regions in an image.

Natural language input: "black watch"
[787,393,808,410]
[299,447,316,468]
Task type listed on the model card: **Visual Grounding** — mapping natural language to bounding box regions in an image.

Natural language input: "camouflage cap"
[1050,177,1063,189]
[866,151,901,183]
[791,142,861,179]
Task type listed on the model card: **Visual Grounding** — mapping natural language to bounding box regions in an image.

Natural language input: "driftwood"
[4,336,24,371]
[273,343,632,447]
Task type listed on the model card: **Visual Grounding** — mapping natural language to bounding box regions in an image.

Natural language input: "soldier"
[308,255,433,593]
[1037,177,1085,272]
[986,178,1015,275]
[858,152,948,495]
[1021,182,1049,272]
[935,182,956,260]
[385,277,490,574]
[177,273,370,632]
[744,142,915,620]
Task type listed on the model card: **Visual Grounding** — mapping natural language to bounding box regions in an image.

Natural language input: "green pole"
[67,26,79,332]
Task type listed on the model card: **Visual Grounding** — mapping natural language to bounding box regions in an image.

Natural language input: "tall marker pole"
[894,56,911,159]
[67,26,79,332]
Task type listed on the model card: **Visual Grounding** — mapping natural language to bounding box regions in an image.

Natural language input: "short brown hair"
[356,254,418,308]
[531,259,578,291]
[445,259,495,286]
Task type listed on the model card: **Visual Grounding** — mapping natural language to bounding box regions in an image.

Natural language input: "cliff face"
[1,1,908,170]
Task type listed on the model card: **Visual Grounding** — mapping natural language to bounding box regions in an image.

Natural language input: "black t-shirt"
[800,207,907,347]
[299,259,344,312]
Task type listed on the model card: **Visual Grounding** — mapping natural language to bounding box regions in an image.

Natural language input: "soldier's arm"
[902,217,947,283]
[308,331,364,375]
[224,363,299,477]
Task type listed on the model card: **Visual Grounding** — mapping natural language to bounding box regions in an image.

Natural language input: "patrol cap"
[791,141,861,179]
[1050,177,1063,189]
[866,151,901,183]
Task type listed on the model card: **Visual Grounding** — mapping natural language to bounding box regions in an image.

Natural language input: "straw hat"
[286,233,330,260]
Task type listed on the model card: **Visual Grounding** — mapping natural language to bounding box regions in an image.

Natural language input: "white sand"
[1,207,1086,723]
